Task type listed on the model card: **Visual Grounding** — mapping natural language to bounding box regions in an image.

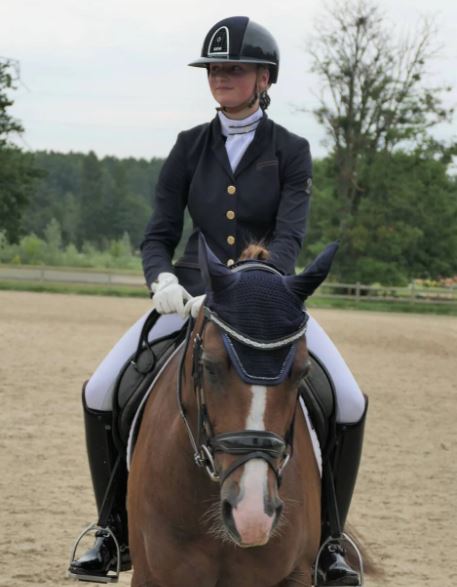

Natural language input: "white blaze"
[232,385,273,545]
[246,385,267,431]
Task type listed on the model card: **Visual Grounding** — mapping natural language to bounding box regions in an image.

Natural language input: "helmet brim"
[188,57,278,68]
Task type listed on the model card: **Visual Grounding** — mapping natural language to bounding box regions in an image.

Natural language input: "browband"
[203,306,308,350]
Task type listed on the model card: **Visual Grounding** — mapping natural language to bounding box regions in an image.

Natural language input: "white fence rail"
[0,266,145,287]
[1,266,456,305]
[316,281,457,305]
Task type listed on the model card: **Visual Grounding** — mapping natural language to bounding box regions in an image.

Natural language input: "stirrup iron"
[313,532,364,587]
[67,523,121,584]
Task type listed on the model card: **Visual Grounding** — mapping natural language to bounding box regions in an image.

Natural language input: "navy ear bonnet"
[205,266,308,385]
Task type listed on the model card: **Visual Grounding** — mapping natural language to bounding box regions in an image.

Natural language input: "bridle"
[176,266,309,487]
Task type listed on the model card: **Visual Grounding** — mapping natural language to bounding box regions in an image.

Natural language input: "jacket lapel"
[234,115,270,177]
[210,117,235,180]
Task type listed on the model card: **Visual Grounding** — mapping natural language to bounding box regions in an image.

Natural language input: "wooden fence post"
[356,282,361,302]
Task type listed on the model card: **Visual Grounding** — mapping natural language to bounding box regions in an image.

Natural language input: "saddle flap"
[300,354,336,454]
[113,325,187,450]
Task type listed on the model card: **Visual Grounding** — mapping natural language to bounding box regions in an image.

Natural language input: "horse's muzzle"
[220,460,284,548]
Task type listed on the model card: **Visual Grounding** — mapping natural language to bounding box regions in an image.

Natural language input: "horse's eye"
[291,360,311,383]
[302,359,312,377]
[203,361,223,383]
[204,363,217,376]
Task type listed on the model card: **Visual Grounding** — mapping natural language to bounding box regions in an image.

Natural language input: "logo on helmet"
[208,26,229,56]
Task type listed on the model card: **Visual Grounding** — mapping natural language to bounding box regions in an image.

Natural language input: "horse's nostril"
[222,499,233,521]
[265,496,284,518]
[275,501,283,519]
[221,499,242,543]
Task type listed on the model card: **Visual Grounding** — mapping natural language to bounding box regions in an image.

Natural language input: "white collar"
[218,108,263,137]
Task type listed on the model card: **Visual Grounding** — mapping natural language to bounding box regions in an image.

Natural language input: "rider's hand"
[183,294,206,319]
[151,273,192,318]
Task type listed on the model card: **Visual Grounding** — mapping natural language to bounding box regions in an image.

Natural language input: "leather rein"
[176,304,309,486]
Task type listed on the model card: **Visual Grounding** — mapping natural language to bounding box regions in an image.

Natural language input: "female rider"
[68,16,367,587]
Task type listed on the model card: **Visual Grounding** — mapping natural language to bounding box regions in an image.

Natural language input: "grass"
[307,296,457,315]
[0,262,143,275]
[1,279,457,315]
[0,280,148,298]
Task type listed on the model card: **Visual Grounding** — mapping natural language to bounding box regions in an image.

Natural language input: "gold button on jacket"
[226,210,235,220]
[227,235,235,245]
[227,259,235,267]
[227,185,237,195]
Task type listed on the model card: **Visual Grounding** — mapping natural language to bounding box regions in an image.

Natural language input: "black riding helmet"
[189,16,280,84]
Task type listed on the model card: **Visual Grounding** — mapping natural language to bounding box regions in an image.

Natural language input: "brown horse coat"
[128,320,321,587]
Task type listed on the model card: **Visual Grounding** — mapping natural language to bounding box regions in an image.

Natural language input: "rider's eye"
[209,66,225,76]
[231,65,247,76]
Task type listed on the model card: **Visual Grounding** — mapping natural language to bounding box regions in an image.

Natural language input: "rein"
[176,305,308,486]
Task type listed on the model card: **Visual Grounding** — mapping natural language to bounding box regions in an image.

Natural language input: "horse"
[127,237,339,587]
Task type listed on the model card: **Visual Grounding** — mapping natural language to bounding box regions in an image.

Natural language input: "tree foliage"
[300,152,457,284]
[0,60,42,241]
[23,151,165,249]
[303,0,457,282]
[307,0,454,216]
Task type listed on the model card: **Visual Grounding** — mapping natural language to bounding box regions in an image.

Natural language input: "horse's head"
[180,236,338,548]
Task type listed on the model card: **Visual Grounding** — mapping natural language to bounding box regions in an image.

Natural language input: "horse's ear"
[284,242,339,301]
[198,232,238,293]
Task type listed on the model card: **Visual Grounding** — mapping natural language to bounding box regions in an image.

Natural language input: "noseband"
[177,268,308,486]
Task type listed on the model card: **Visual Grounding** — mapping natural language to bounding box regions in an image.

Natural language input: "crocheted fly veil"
[207,268,307,384]
[198,234,339,385]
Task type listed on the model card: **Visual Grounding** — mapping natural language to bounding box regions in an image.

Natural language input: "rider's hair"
[259,90,271,111]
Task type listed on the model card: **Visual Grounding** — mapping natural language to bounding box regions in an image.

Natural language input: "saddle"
[112,311,187,451]
[112,310,336,458]
[300,353,336,456]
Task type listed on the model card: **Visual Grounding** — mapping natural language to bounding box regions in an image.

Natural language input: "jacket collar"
[210,113,270,179]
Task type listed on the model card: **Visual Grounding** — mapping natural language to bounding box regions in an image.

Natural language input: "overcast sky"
[4,0,457,159]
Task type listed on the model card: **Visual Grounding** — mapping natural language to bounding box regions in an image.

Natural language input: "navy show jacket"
[141,114,312,296]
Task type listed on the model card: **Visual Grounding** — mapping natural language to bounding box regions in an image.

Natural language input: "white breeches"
[85,312,366,424]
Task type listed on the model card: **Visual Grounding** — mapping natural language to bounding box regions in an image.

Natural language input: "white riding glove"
[183,294,206,319]
[151,272,192,318]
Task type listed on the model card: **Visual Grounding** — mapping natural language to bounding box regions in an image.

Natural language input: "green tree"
[24,151,164,249]
[304,150,457,284]
[0,59,42,241]
[79,151,106,244]
[43,217,63,263]
[305,0,456,282]
[308,0,453,221]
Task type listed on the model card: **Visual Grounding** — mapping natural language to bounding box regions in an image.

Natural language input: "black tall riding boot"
[68,390,131,583]
[317,398,368,587]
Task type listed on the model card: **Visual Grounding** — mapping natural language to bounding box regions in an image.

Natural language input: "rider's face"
[207,63,268,109]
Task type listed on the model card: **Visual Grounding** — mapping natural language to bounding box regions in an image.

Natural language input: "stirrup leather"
[313,533,364,587]
[67,523,121,584]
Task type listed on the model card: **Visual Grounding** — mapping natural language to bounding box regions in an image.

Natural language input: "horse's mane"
[239,242,270,262]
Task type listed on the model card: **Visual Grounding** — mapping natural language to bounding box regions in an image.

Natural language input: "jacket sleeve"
[141,132,190,287]
[268,138,312,274]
